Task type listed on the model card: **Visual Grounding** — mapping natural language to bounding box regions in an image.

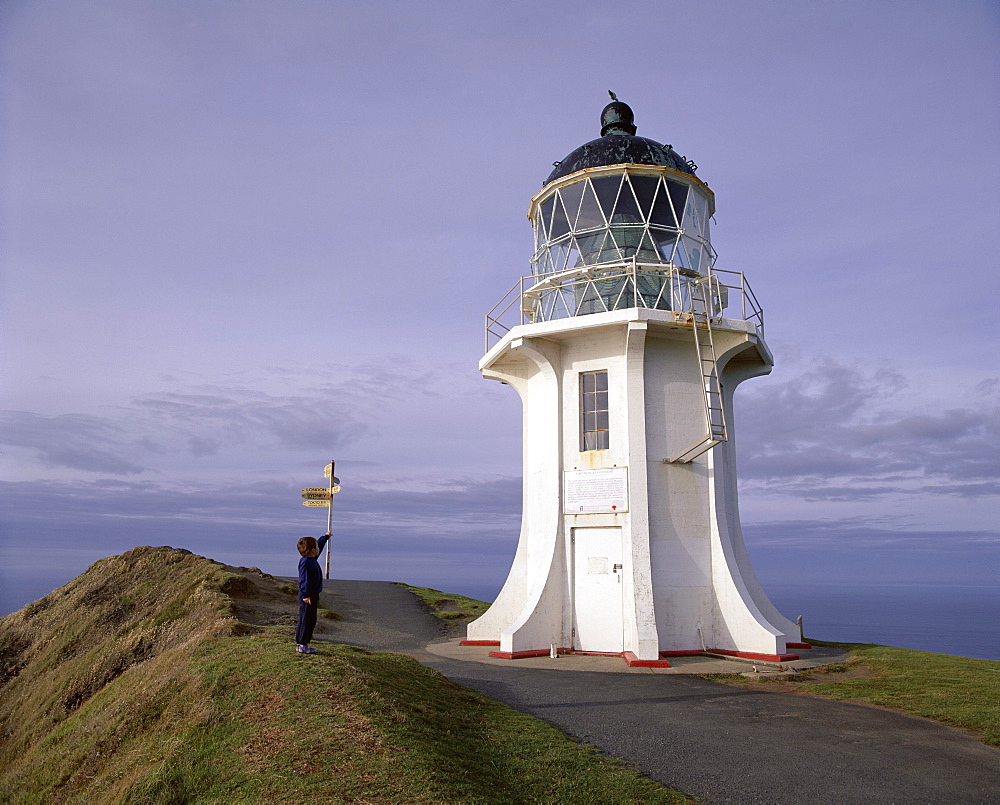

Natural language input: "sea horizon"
[3,569,996,663]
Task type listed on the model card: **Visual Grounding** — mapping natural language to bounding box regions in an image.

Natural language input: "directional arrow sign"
[302,500,330,507]
[302,492,331,500]
[301,487,329,494]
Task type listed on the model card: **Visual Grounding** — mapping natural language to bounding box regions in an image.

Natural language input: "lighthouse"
[465,96,806,665]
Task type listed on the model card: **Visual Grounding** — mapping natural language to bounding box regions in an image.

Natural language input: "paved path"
[319,580,1000,805]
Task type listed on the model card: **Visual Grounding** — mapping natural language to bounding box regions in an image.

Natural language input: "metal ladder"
[665,277,727,464]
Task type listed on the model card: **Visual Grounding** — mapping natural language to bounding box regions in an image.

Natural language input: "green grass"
[400,583,491,621]
[703,638,1000,747]
[0,547,690,803]
[803,640,1000,747]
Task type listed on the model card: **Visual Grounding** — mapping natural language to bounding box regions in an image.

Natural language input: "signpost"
[299,459,342,579]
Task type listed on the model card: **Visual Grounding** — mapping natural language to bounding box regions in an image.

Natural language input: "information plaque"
[563,467,628,514]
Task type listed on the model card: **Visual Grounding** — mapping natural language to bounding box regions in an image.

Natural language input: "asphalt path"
[319,580,1000,805]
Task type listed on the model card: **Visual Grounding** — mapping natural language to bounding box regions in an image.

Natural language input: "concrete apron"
[426,638,851,676]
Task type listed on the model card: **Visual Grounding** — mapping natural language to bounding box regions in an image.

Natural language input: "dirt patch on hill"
[219,566,340,638]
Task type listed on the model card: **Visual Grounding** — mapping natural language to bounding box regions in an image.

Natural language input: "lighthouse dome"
[546,96,697,185]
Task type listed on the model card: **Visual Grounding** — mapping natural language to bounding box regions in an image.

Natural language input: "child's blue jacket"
[298,534,330,601]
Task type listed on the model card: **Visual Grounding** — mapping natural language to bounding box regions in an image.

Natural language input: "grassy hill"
[0,547,688,804]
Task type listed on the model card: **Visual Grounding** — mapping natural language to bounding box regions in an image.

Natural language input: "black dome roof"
[545,95,697,185]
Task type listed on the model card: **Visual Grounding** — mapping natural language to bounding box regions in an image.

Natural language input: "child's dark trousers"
[296,598,318,645]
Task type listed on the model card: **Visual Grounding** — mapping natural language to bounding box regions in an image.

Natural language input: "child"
[295,532,331,654]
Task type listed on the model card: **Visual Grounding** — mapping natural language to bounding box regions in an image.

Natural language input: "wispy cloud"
[0,411,145,475]
[737,360,1000,499]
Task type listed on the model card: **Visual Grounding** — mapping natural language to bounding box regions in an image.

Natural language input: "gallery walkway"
[319,579,1000,805]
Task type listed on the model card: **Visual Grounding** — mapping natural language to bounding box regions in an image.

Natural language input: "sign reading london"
[563,468,628,514]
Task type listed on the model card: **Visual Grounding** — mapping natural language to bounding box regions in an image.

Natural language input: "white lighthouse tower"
[464,96,806,666]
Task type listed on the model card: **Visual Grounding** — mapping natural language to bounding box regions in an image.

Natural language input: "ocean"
[766,582,999,662]
[2,573,997,662]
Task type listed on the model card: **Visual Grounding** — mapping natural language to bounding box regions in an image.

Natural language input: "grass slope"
[705,638,1000,747]
[0,547,688,804]
[399,584,491,622]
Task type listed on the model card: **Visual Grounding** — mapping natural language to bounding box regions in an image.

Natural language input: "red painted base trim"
[459,640,501,646]
[659,650,705,657]
[786,642,812,649]
[710,649,800,662]
[624,651,672,668]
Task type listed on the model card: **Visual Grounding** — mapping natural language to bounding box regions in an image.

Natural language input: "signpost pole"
[325,459,335,579]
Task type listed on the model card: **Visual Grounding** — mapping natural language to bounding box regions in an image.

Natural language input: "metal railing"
[485,261,764,352]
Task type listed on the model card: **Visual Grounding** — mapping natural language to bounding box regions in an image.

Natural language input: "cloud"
[1,381,371,475]
[0,411,144,474]
[736,359,1000,499]
[743,516,999,551]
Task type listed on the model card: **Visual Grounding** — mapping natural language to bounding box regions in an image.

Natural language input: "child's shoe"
[295,644,317,654]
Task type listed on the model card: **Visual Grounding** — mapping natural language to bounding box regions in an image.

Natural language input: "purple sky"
[2,0,998,614]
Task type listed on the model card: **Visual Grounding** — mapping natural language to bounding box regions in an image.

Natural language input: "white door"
[572,527,623,652]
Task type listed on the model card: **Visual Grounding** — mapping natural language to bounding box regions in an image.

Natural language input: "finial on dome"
[601,92,637,137]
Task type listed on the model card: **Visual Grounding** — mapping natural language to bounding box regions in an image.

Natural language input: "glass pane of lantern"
[537,197,553,241]
[550,194,571,240]
[650,180,677,227]
[565,237,582,270]
[550,242,568,273]
[636,230,661,263]
[673,239,690,268]
[575,230,613,265]
[629,174,659,220]
[652,230,678,262]
[613,177,642,222]
[610,226,644,259]
[576,180,606,230]
[682,189,706,238]
[592,175,623,220]
[682,236,703,272]
[665,181,689,225]
[559,181,585,231]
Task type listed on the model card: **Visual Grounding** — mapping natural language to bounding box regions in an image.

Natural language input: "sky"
[2,0,998,616]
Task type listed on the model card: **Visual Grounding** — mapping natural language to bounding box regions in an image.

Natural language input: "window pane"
[592,176,622,219]
[576,181,605,230]
[650,180,677,227]
[595,372,608,391]
[612,178,642,222]
[584,411,598,432]
[666,181,689,224]
[596,431,610,450]
[596,410,609,431]
[559,181,585,230]
[629,175,659,220]
[582,372,597,392]
[537,197,553,240]
[550,194,571,240]
[595,390,608,410]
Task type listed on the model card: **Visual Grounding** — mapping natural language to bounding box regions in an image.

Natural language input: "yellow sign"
[302,500,330,507]
[331,485,342,494]
[301,487,328,494]
[302,492,331,500]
